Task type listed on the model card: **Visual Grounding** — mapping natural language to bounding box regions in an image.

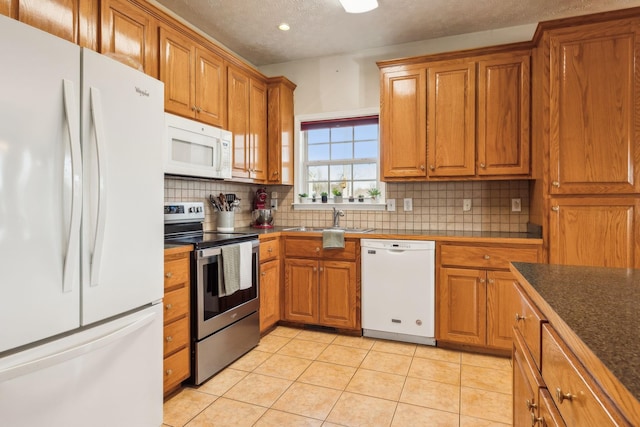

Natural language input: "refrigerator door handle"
[0,308,157,383]
[89,87,108,287]
[62,79,81,293]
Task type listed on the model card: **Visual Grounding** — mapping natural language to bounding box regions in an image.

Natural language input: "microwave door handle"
[62,79,82,294]
[89,87,108,287]
[216,137,222,173]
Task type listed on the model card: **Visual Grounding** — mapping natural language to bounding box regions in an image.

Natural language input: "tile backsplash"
[165,177,530,232]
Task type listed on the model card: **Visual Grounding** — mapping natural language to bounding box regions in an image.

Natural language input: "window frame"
[294,108,385,210]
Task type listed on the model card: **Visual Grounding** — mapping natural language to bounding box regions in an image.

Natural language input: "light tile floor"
[163,326,513,427]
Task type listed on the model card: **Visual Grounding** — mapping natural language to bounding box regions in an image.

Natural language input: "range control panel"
[164,202,205,224]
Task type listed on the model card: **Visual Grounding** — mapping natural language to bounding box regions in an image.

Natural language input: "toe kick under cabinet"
[282,236,360,332]
[163,245,192,396]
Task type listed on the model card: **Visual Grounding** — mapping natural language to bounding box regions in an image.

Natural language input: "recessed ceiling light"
[339,0,378,13]
[278,23,290,31]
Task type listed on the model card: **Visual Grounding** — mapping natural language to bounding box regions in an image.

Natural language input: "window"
[301,115,379,200]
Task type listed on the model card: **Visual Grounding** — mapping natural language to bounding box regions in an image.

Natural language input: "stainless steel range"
[164,202,260,385]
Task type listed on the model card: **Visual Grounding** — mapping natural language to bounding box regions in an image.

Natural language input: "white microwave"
[164,113,232,179]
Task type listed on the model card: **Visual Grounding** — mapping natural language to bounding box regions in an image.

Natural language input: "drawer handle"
[315,247,320,252]
[556,387,574,404]
[483,255,490,260]
[531,413,544,426]
[166,336,173,342]
[165,303,173,310]
[526,399,537,410]
[261,272,266,276]
[515,313,526,322]
[166,369,173,376]
[165,272,173,278]
[268,247,273,253]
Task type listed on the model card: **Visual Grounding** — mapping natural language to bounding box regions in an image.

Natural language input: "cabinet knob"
[261,272,266,276]
[487,279,494,284]
[268,247,273,253]
[552,181,560,187]
[165,336,173,342]
[313,267,317,272]
[319,267,324,272]
[480,162,486,168]
[165,272,173,278]
[478,278,485,283]
[555,387,574,404]
[166,369,173,376]
[429,165,435,171]
[196,107,202,113]
[526,399,537,410]
[515,313,526,322]
[531,413,544,426]
[165,303,172,310]
[315,247,320,252]
[273,171,279,176]
[551,206,559,212]
[483,254,490,260]
[420,165,425,171]
[191,106,197,112]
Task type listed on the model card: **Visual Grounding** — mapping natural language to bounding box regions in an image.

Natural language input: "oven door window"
[200,251,257,321]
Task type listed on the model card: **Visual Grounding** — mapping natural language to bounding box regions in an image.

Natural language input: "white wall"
[259,24,537,116]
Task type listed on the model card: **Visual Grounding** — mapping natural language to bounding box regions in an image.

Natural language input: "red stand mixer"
[251,187,274,228]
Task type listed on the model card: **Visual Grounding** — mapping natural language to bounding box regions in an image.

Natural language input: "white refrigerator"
[0,15,164,426]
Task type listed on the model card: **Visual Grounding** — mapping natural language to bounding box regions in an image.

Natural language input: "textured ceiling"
[155,0,640,66]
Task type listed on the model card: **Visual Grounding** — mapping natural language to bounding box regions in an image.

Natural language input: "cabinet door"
[437,267,485,345]
[249,78,268,181]
[513,329,545,427]
[380,66,427,179]
[16,0,78,42]
[159,25,194,118]
[548,19,640,194]
[228,66,251,179]
[267,78,295,185]
[101,0,157,78]
[283,259,318,324]
[319,260,357,329]
[486,270,517,350]
[549,197,640,268]
[259,259,280,333]
[477,53,530,176]
[194,47,225,127]
[427,61,476,177]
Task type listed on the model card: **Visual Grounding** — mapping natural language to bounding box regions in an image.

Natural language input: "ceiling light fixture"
[339,0,378,13]
[278,23,290,31]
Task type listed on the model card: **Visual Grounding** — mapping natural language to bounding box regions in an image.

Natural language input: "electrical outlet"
[403,198,413,211]
[270,199,278,210]
[511,198,521,212]
[386,198,396,212]
[463,199,472,212]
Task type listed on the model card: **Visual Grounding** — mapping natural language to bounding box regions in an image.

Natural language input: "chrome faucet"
[332,207,345,228]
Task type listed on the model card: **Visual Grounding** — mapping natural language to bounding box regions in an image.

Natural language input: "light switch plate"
[403,198,413,211]
[463,199,472,211]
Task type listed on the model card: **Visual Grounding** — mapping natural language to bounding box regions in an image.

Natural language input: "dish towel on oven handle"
[220,241,253,296]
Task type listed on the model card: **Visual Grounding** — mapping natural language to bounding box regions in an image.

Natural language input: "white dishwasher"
[361,239,436,345]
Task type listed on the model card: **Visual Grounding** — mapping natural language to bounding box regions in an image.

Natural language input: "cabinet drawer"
[440,244,539,269]
[163,346,190,392]
[163,316,189,356]
[260,238,280,262]
[541,325,626,426]
[164,257,190,289]
[514,282,546,369]
[285,238,356,260]
[164,285,189,324]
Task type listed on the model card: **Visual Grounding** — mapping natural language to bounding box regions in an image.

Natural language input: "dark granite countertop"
[511,262,640,403]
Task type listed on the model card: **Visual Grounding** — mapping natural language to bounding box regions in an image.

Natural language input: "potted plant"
[367,188,381,201]
[311,193,317,202]
[298,193,308,203]
[348,195,355,202]
[320,192,328,203]
[358,194,365,202]
[332,188,343,203]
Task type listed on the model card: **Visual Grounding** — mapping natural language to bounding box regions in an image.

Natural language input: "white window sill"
[293,201,387,211]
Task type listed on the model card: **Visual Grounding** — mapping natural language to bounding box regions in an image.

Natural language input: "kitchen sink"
[283,226,374,234]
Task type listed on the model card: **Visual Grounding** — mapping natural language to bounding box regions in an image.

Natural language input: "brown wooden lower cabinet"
[283,236,360,332]
[259,236,281,333]
[163,245,192,396]
[436,242,541,352]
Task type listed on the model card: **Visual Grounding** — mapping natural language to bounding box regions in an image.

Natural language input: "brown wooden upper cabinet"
[379,49,531,181]
[228,65,267,181]
[159,24,226,128]
[267,77,296,185]
[545,18,640,195]
[101,0,157,77]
